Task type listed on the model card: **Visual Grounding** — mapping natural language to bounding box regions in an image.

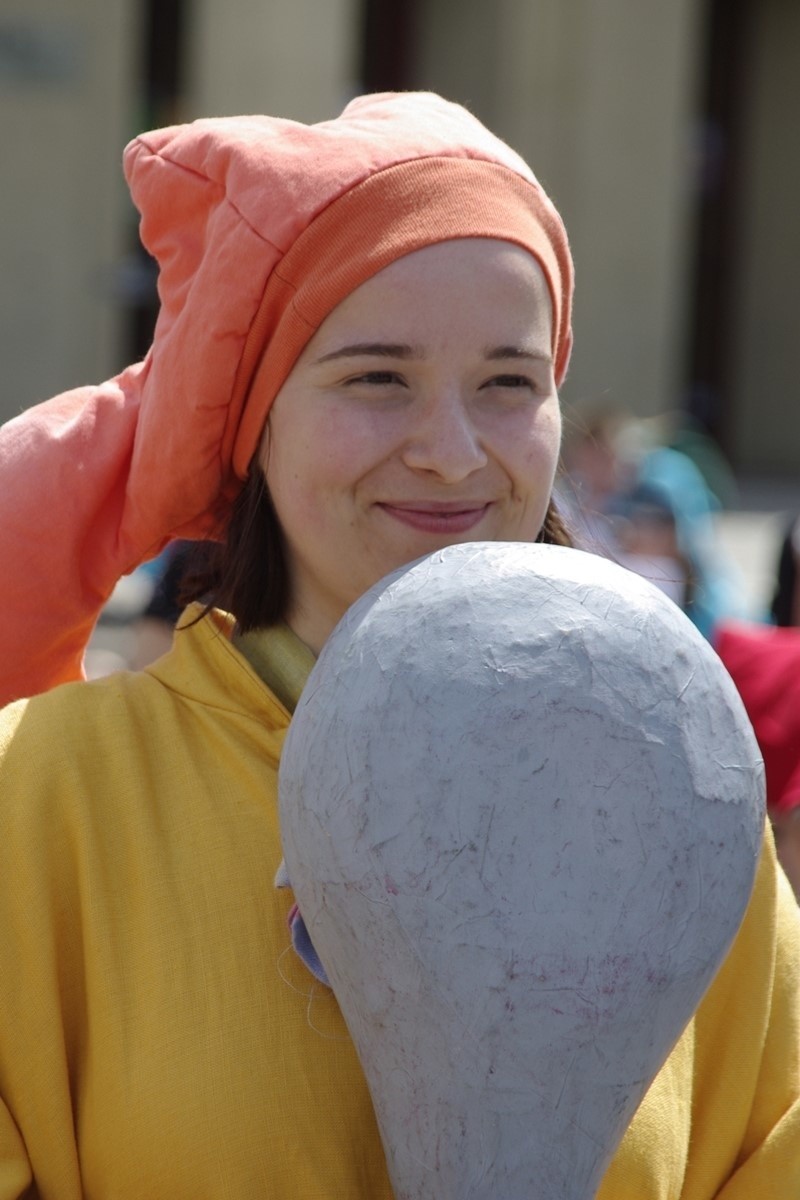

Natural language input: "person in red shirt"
[716,620,800,899]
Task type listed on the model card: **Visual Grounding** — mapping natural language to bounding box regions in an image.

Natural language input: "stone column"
[0,0,138,419]
[186,0,359,122]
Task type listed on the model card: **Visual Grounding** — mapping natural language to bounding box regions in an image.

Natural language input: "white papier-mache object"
[279,543,764,1200]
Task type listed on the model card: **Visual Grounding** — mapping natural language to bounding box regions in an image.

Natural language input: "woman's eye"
[346,370,405,387]
[483,374,536,391]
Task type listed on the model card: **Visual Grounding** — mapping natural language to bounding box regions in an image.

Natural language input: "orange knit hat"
[0,92,573,704]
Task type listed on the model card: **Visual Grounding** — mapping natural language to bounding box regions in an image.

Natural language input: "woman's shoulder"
[0,670,154,818]
[0,673,159,912]
[0,669,138,749]
[0,606,292,765]
[0,617,291,837]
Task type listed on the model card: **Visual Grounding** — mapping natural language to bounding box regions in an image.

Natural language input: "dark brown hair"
[181,470,289,632]
[182,468,574,633]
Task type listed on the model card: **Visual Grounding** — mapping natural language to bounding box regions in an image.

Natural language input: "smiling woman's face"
[258,238,561,652]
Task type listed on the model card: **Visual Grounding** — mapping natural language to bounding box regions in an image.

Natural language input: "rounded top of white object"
[287,542,759,822]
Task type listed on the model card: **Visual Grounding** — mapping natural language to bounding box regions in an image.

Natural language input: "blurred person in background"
[560,406,743,638]
[716,620,800,900]
[771,513,800,627]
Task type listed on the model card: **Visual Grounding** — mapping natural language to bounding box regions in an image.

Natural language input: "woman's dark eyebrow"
[313,342,553,365]
[484,345,552,364]
[313,342,420,364]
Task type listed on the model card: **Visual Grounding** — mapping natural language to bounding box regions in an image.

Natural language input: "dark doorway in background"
[684,0,755,460]
[124,0,188,364]
[359,0,418,92]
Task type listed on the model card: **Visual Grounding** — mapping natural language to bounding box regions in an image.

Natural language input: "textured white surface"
[279,543,764,1199]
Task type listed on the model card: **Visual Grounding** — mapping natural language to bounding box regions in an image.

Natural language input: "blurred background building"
[1,0,798,603]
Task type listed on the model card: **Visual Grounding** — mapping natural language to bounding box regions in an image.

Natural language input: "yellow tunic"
[0,607,797,1198]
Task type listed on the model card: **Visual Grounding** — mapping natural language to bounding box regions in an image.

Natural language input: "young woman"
[0,92,797,1199]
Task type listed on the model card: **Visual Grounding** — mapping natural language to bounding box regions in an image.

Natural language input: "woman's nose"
[401,390,488,481]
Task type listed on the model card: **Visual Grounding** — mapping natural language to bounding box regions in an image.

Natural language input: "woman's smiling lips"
[377,501,491,534]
